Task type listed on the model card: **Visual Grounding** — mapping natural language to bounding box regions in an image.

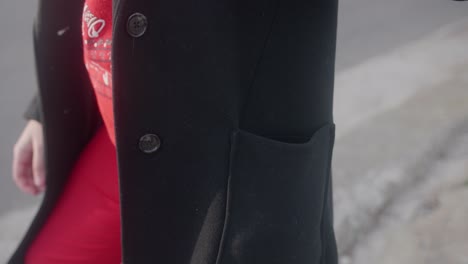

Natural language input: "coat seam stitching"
[238,0,281,129]
[214,129,238,264]
[320,124,336,264]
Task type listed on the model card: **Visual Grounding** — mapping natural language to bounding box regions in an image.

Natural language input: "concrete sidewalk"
[349,120,468,264]
[333,18,468,262]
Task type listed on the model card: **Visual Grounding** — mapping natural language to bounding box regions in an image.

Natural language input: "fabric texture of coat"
[9,0,339,263]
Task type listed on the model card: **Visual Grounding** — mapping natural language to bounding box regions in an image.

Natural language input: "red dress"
[25,0,121,263]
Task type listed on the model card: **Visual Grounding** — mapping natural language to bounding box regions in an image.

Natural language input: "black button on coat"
[9,0,340,263]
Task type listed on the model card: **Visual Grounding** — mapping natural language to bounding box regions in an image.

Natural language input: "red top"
[81,0,115,145]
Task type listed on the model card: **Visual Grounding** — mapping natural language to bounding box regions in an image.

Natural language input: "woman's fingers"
[32,135,46,192]
[12,120,45,195]
[13,133,39,195]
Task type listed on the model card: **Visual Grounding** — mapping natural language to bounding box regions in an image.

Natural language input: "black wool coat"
[9,0,339,263]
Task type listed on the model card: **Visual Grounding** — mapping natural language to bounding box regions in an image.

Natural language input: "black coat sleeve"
[23,93,43,123]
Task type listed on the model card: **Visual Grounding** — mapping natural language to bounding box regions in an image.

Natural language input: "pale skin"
[12,120,46,195]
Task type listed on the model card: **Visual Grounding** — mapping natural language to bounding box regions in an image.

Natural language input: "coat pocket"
[216,123,336,264]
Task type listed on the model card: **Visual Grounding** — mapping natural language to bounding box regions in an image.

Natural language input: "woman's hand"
[12,120,46,195]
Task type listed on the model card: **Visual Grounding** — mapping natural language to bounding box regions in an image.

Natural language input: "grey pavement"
[336,0,468,71]
[349,120,468,264]
[0,0,38,214]
[334,21,468,256]
[1,0,468,262]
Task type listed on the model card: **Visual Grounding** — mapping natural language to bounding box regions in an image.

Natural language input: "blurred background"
[1,0,468,263]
